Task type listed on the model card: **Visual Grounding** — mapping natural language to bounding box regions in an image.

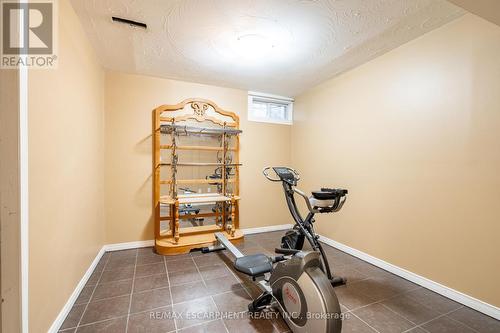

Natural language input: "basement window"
[248,91,293,125]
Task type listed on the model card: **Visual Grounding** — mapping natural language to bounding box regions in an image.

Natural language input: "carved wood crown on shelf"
[192,101,208,118]
[155,98,239,128]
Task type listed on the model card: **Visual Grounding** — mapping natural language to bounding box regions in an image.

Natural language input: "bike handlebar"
[262,166,300,182]
[262,166,281,182]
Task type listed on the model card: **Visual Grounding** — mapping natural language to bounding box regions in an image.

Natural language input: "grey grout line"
[135,259,167,268]
[70,289,135,305]
[192,252,232,333]
[163,255,179,333]
[377,302,434,332]
[73,316,128,332]
[379,302,423,326]
[374,291,469,333]
[89,276,133,285]
[208,296,230,333]
[400,306,465,333]
[342,281,425,314]
[415,326,432,333]
[349,311,381,333]
[177,317,222,333]
[73,253,111,330]
[444,309,484,333]
[342,294,392,313]
[97,264,169,284]
[74,315,127,330]
[191,255,209,287]
[406,305,484,333]
[124,249,138,333]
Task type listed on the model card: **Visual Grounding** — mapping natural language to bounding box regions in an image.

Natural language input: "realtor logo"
[1,0,58,68]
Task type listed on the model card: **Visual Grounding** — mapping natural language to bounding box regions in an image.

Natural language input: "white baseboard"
[102,225,294,251]
[318,235,500,320]
[242,224,293,235]
[48,247,106,333]
[104,239,154,252]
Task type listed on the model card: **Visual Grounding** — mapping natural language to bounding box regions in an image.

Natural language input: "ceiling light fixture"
[211,18,292,66]
[234,33,276,63]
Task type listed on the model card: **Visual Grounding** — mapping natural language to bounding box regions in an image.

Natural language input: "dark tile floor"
[59,231,500,333]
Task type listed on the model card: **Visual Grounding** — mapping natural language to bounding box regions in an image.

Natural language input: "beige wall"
[28,0,105,331]
[104,72,291,244]
[292,14,500,307]
[0,68,21,332]
[449,0,500,26]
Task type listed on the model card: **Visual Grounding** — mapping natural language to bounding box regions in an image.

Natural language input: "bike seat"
[234,254,272,277]
[312,188,348,200]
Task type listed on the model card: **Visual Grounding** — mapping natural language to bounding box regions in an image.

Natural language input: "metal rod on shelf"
[221,122,227,230]
[222,122,227,196]
[170,118,178,199]
[159,145,236,151]
[169,118,179,243]
[160,178,236,185]
[158,162,242,166]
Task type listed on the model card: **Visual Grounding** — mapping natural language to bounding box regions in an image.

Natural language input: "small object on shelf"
[152,98,243,255]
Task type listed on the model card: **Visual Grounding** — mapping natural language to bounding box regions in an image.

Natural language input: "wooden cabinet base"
[155,229,244,255]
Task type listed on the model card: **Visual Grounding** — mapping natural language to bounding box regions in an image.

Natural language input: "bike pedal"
[331,276,347,287]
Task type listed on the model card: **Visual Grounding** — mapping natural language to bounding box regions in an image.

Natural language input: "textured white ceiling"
[70,0,464,96]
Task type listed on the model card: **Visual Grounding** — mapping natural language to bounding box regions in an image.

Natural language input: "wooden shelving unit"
[152,98,243,255]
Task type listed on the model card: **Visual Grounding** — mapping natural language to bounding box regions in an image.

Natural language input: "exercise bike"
[202,166,348,333]
[265,166,348,287]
